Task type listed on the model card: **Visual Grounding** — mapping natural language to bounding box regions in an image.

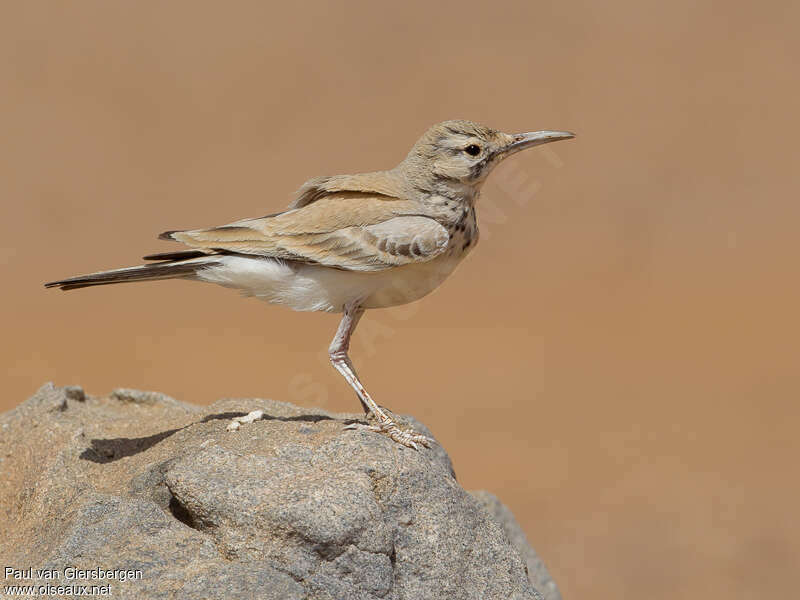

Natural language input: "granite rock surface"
[0,383,560,600]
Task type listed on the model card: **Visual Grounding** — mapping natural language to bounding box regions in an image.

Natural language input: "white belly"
[196,254,468,312]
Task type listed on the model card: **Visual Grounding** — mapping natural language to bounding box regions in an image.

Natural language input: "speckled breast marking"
[445,204,479,258]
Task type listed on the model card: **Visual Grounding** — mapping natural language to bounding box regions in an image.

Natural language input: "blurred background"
[1,1,798,598]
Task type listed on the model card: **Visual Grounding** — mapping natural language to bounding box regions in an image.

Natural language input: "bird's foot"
[226,410,265,431]
[344,417,433,450]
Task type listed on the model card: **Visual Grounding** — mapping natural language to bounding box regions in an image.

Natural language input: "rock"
[0,383,561,600]
[471,491,561,600]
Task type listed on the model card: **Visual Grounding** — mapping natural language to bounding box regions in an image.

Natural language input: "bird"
[45,120,574,449]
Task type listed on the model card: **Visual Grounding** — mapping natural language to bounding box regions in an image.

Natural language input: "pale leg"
[332,301,433,450]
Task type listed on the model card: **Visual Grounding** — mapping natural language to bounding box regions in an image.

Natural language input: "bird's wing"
[163,193,449,272]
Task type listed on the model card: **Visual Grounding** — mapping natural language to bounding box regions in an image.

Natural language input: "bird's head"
[400,119,574,196]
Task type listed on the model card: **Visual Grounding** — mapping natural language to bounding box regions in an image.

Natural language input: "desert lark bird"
[46,120,574,449]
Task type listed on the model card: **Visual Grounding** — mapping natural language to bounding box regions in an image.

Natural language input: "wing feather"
[167,194,448,271]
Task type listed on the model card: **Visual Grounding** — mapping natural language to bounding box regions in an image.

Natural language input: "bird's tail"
[44,253,219,291]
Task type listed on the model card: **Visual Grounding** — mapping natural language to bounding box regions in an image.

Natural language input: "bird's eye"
[464,144,481,156]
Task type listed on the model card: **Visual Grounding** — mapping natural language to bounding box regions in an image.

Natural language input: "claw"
[344,420,433,450]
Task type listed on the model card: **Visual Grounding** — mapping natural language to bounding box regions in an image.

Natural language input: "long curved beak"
[504,130,575,155]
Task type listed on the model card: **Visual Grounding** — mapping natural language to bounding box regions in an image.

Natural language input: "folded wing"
[163,194,449,272]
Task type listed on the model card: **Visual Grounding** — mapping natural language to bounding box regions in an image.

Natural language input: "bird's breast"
[360,251,470,309]
[442,204,480,259]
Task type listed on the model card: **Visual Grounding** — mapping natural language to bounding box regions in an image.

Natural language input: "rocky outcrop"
[0,383,560,600]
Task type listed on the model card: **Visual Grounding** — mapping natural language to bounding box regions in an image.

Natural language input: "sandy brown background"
[2,1,798,598]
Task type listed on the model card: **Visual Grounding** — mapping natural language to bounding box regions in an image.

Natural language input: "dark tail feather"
[44,259,218,291]
[142,250,209,261]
